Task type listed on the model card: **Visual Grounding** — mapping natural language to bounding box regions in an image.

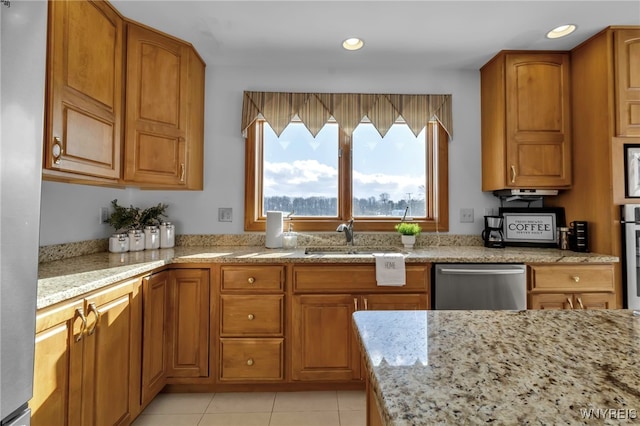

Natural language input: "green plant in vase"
[395,222,421,249]
[138,203,169,228]
[105,199,138,233]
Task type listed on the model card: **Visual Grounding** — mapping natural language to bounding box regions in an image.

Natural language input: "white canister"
[128,229,145,252]
[160,222,175,248]
[265,211,284,248]
[144,225,160,250]
[109,233,130,253]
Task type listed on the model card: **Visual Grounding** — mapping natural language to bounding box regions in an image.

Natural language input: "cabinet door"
[362,293,427,310]
[124,23,189,187]
[30,300,85,426]
[44,0,123,182]
[166,269,210,378]
[505,53,571,188]
[574,293,616,310]
[220,338,284,382]
[141,272,169,407]
[82,279,139,426]
[615,29,640,137]
[291,294,360,381]
[528,293,574,310]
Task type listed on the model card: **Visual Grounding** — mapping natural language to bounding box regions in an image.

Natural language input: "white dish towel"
[375,253,406,286]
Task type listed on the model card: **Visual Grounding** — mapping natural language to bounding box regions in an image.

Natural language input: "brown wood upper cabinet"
[43,0,205,189]
[43,0,124,184]
[124,22,205,189]
[615,29,640,137]
[481,51,572,191]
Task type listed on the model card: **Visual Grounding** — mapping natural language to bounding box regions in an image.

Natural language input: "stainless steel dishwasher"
[434,264,526,310]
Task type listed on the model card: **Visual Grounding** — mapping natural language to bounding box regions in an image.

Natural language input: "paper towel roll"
[265,211,284,248]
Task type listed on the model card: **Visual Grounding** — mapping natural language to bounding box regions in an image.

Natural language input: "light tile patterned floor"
[131,390,366,426]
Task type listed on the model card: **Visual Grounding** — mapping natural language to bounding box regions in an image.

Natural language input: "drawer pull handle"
[566,297,574,309]
[364,298,368,310]
[572,276,580,283]
[247,277,255,284]
[87,302,100,336]
[74,308,87,342]
[247,314,255,320]
[510,165,516,183]
[353,298,358,311]
[577,297,585,309]
[247,358,254,366]
[52,137,63,165]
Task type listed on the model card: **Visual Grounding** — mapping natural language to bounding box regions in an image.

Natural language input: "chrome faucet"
[336,218,355,246]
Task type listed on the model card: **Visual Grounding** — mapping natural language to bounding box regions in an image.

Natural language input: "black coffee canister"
[569,221,588,252]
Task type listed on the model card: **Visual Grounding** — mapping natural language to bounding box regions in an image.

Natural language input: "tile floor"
[131,390,366,426]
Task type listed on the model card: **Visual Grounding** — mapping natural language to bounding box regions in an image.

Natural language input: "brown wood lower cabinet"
[220,338,284,381]
[529,292,616,310]
[30,278,141,426]
[166,268,210,380]
[140,271,170,408]
[290,264,430,383]
[218,265,286,383]
[527,264,616,310]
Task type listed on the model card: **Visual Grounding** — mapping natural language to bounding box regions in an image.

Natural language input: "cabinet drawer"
[221,266,284,292]
[220,295,283,336]
[220,338,283,381]
[293,264,429,293]
[528,264,614,293]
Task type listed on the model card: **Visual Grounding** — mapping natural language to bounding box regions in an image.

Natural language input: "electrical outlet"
[460,208,474,223]
[100,207,110,225]
[218,207,232,222]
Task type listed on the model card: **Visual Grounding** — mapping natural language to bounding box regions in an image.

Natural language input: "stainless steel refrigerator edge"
[1,1,46,425]
[621,204,640,310]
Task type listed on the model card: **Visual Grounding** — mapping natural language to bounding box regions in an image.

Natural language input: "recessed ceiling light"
[342,37,364,51]
[546,24,577,39]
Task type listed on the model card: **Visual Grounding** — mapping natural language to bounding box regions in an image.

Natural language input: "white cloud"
[264,160,424,202]
[264,160,338,197]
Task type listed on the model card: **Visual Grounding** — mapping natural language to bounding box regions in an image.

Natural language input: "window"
[245,119,448,232]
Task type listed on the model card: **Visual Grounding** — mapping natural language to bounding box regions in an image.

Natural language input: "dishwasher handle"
[438,268,525,275]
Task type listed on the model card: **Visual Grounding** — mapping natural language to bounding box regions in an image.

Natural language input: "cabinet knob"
[247,358,254,366]
[247,314,255,320]
[247,277,255,284]
[572,276,580,283]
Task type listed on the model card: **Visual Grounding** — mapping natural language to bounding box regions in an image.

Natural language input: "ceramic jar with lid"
[128,229,145,252]
[160,222,175,248]
[109,233,130,253]
[144,225,160,250]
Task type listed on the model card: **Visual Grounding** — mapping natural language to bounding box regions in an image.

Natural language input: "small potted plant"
[395,222,421,249]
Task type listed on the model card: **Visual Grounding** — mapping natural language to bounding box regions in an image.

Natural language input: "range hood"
[493,189,558,202]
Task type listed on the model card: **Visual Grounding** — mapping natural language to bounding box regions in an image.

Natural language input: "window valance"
[241,91,453,139]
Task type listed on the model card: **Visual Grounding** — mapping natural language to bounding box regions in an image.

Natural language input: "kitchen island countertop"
[353,309,640,425]
[37,245,617,309]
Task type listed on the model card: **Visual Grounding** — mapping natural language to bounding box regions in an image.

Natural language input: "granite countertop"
[37,245,618,309]
[353,309,640,425]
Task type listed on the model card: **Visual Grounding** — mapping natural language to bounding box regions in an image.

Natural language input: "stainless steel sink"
[303,246,405,256]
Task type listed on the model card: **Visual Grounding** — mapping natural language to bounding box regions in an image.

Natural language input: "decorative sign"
[499,207,566,248]
[625,145,640,198]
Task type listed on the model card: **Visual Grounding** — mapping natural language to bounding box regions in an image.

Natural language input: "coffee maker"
[482,215,505,248]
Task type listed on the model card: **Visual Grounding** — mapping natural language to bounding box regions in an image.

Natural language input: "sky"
[263,121,427,203]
